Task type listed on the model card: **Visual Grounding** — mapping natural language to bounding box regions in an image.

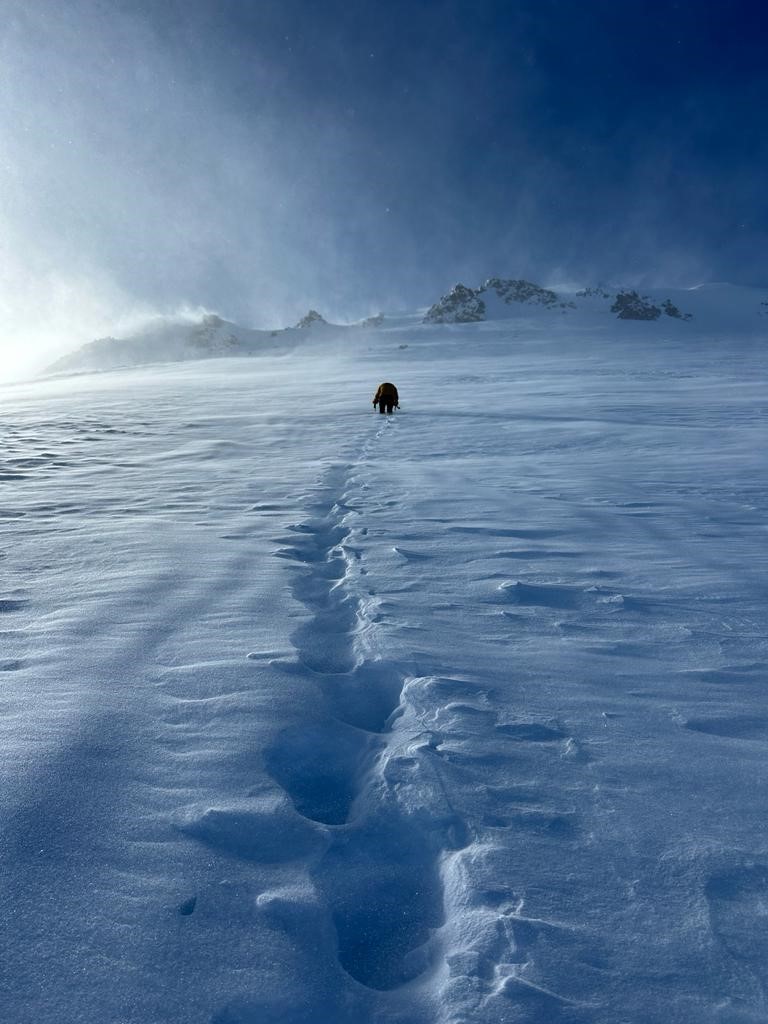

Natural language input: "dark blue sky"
[1,0,766,350]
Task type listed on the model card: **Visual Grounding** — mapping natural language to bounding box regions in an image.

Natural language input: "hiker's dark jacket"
[373,382,399,406]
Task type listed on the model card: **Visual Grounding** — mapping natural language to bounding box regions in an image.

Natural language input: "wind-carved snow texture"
[2,303,768,1024]
[265,423,461,1000]
[261,417,597,1021]
[705,863,768,1005]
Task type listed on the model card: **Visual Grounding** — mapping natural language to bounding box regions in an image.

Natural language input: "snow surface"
[1,299,767,1023]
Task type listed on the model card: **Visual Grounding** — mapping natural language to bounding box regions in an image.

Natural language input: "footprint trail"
[261,429,471,1011]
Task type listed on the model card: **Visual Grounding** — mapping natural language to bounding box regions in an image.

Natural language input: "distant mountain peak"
[424,283,486,324]
[201,313,224,327]
[295,309,327,329]
[424,278,695,323]
[43,313,276,376]
[424,277,576,323]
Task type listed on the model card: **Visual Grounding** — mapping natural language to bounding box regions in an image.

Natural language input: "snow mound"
[43,307,380,377]
[44,313,277,375]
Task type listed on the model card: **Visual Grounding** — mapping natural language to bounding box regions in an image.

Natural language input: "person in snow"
[373,382,399,414]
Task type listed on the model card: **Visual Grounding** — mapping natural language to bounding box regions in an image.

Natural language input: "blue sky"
[1,0,766,364]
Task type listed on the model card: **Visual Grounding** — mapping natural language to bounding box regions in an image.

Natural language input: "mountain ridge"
[42,281,767,378]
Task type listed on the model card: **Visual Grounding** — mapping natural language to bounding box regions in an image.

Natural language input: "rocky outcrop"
[295,310,327,329]
[424,278,576,323]
[575,287,612,299]
[483,277,563,307]
[611,291,662,320]
[424,284,486,324]
[189,314,241,351]
[426,278,696,325]
[661,299,693,320]
[610,291,692,321]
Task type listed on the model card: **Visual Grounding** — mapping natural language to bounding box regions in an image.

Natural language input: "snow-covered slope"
[43,312,277,375]
[1,299,767,1023]
[43,309,381,376]
[424,278,768,328]
[424,279,572,322]
[42,282,766,379]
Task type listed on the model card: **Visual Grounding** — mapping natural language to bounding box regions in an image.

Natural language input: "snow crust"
[1,300,767,1023]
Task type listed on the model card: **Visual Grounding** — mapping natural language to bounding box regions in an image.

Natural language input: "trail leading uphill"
[1,311,767,1023]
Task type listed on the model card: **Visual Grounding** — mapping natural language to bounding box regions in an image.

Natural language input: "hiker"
[373,382,399,414]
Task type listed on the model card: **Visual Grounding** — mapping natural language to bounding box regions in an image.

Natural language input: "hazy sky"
[1,0,766,374]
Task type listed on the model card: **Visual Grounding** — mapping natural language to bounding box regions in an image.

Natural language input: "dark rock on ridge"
[424,284,486,324]
[424,278,574,323]
[295,310,327,329]
[611,291,662,320]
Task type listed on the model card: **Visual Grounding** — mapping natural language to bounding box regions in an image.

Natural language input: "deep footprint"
[316,812,444,990]
[264,722,379,825]
[321,662,405,733]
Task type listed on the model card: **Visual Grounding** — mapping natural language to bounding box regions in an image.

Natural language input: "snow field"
[0,312,767,1023]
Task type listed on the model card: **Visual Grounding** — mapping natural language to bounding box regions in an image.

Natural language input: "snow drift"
[1,287,767,1023]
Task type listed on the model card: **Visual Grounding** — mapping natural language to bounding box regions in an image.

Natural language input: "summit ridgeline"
[423,278,695,324]
[40,281,768,380]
